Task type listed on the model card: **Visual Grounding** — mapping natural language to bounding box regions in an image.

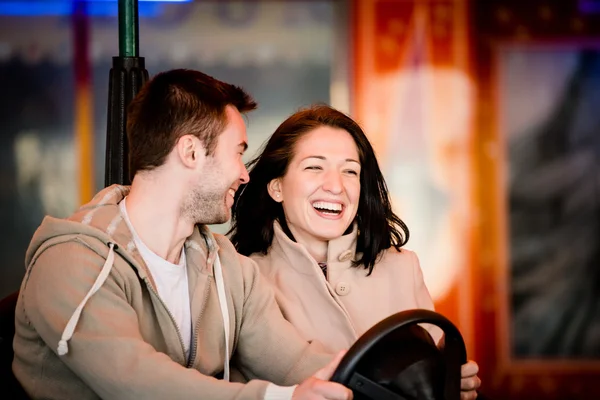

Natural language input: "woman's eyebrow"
[300,155,360,165]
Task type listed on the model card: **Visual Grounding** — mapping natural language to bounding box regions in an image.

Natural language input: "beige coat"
[250,222,442,353]
[13,186,329,400]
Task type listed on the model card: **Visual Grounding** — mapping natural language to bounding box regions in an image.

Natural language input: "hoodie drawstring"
[213,254,230,381]
[57,242,116,356]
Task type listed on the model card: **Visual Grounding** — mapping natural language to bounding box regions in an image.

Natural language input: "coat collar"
[270,220,359,276]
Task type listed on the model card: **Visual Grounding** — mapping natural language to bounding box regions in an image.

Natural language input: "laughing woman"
[229,105,481,399]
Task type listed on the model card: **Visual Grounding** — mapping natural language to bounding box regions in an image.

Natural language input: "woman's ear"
[267,178,283,202]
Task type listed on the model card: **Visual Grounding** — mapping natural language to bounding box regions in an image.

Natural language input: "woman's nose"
[322,171,343,194]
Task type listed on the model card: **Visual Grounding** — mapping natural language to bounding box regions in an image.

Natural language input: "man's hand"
[460,360,481,400]
[292,351,353,400]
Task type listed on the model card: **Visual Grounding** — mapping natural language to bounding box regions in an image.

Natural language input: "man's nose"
[240,165,250,184]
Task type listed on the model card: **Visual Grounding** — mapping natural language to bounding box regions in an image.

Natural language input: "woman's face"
[269,126,361,243]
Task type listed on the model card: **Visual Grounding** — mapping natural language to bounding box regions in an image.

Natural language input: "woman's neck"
[286,224,328,263]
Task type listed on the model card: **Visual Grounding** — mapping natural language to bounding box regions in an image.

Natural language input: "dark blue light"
[579,0,600,14]
[0,0,191,17]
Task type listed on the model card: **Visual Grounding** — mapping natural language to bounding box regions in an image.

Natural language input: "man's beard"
[181,181,230,225]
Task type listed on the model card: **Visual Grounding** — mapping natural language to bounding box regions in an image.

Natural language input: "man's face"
[183,105,249,225]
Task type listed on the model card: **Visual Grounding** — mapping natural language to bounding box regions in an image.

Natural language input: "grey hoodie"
[12,185,329,399]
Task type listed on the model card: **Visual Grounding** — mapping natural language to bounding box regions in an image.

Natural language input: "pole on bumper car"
[105,0,149,186]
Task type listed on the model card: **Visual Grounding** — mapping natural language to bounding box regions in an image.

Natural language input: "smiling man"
[12,69,352,400]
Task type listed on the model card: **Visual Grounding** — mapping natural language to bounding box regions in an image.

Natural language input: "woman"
[229,105,480,399]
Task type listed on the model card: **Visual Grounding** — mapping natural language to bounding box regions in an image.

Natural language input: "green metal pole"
[119,0,139,57]
[106,0,148,186]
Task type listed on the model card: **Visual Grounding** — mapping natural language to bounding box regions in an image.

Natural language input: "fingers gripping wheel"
[330,309,467,400]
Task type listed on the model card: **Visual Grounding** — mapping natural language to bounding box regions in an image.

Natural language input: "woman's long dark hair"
[229,105,409,275]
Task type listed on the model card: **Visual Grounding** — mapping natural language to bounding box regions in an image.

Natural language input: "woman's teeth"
[312,201,342,214]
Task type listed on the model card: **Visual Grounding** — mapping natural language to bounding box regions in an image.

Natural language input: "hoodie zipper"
[186,277,211,368]
[142,277,187,363]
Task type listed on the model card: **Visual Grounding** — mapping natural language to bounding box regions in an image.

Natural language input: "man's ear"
[267,178,283,202]
[176,135,201,169]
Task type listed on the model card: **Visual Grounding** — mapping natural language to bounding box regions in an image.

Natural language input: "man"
[12,69,352,400]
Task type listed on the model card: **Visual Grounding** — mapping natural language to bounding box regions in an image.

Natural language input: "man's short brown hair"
[126,69,257,179]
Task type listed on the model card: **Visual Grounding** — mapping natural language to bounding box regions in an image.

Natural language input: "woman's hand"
[460,360,481,400]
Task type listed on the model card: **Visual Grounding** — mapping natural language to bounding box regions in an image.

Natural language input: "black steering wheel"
[330,309,467,400]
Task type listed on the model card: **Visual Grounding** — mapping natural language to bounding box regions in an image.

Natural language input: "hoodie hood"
[25,184,219,276]
[25,185,132,270]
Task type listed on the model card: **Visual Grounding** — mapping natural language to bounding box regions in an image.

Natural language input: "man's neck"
[125,176,194,264]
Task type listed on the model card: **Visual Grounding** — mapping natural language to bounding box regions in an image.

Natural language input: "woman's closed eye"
[305,165,323,171]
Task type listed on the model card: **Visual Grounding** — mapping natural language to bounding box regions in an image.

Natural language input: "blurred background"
[0,0,598,398]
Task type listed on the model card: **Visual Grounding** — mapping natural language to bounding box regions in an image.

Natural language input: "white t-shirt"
[119,199,192,360]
